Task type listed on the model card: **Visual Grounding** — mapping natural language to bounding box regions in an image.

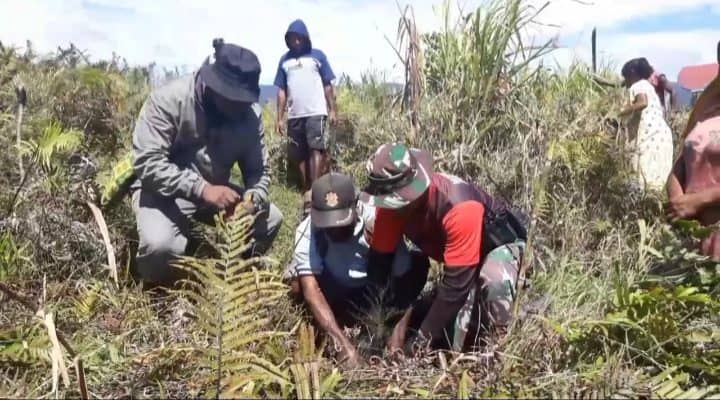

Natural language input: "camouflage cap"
[359,143,433,209]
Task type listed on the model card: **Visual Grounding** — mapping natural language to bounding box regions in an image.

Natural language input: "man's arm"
[274,58,288,134]
[237,104,271,206]
[667,155,686,199]
[324,84,336,117]
[276,88,287,133]
[316,50,337,120]
[132,90,207,200]
[299,275,359,364]
[290,220,360,366]
[666,84,676,110]
[415,202,484,345]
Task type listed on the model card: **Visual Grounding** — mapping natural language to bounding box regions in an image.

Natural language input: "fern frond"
[174,203,297,398]
[73,282,102,321]
[98,150,135,207]
[634,367,720,399]
[457,370,474,399]
[21,120,83,171]
[320,368,344,398]
[223,292,285,317]
[230,351,292,385]
[0,324,51,365]
[221,373,270,398]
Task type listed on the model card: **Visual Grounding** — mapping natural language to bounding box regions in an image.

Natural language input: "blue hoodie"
[284,19,312,56]
[274,19,336,119]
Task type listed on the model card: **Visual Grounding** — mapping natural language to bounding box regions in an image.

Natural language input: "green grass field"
[1,0,720,398]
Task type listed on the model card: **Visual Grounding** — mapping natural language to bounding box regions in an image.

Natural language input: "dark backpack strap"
[481,207,528,256]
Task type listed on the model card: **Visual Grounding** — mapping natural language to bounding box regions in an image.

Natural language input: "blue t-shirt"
[274,49,335,119]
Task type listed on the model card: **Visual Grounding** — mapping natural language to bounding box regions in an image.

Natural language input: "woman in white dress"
[619,57,674,192]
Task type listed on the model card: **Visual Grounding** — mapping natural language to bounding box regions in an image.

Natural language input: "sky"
[0,0,718,85]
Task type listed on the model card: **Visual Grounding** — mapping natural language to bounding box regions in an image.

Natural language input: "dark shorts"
[287,115,328,161]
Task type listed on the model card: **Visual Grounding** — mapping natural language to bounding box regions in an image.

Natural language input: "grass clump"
[0,0,717,398]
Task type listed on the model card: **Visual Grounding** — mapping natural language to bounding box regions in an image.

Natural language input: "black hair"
[621,57,653,80]
[212,38,224,53]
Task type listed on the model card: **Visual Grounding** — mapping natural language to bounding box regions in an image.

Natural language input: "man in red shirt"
[360,143,528,352]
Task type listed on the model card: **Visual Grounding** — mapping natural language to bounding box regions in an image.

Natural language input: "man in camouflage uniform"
[130,39,283,286]
[360,143,527,352]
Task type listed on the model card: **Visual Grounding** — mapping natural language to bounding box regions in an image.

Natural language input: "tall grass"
[0,0,716,398]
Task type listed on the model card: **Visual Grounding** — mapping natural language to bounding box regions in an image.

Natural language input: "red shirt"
[371,173,505,267]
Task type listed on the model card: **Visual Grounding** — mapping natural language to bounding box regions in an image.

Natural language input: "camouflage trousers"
[452,240,525,352]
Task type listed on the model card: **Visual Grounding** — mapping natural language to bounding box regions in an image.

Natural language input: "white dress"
[628,79,674,191]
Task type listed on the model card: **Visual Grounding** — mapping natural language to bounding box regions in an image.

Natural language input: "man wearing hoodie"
[274,19,337,193]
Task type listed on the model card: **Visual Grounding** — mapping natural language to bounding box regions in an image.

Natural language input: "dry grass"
[1,0,718,398]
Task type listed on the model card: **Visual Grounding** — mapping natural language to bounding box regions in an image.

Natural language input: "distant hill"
[260,85,277,105]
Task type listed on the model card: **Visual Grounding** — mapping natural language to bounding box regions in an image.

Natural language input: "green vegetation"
[1,0,718,398]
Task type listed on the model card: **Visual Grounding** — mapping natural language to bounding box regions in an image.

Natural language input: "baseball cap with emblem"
[359,142,433,209]
[311,172,358,229]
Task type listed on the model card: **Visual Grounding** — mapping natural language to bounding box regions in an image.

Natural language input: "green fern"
[20,120,83,172]
[642,367,720,399]
[97,150,136,208]
[457,370,473,399]
[0,324,51,365]
[173,204,293,399]
[73,282,102,322]
[0,231,30,280]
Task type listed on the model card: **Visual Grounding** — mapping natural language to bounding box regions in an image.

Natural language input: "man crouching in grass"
[283,172,429,367]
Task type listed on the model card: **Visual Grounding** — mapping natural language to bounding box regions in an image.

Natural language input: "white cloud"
[0,0,717,84]
[0,0,445,83]
[527,0,720,79]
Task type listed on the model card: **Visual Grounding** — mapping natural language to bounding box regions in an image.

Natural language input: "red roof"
[678,63,719,91]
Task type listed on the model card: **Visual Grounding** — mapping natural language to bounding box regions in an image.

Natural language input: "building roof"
[678,63,719,91]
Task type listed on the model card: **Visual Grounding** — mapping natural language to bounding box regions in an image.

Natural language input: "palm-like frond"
[172,204,294,398]
[97,150,135,208]
[73,282,102,322]
[639,367,719,399]
[20,120,83,172]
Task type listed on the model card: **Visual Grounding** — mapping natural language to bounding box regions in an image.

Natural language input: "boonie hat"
[199,38,261,103]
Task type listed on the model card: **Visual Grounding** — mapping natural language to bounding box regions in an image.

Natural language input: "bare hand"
[276,118,286,135]
[387,308,413,353]
[387,321,408,353]
[339,345,363,369]
[666,193,706,220]
[243,190,255,205]
[328,109,338,126]
[201,184,241,210]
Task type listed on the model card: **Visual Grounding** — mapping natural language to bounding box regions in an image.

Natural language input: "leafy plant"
[642,367,720,399]
[0,323,51,365]
[73,282,102,322]
[97,150,135,208]
[0,231,30,280]
[173,204,295,398]
[558,222,720,381]
[19,120,83,173]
